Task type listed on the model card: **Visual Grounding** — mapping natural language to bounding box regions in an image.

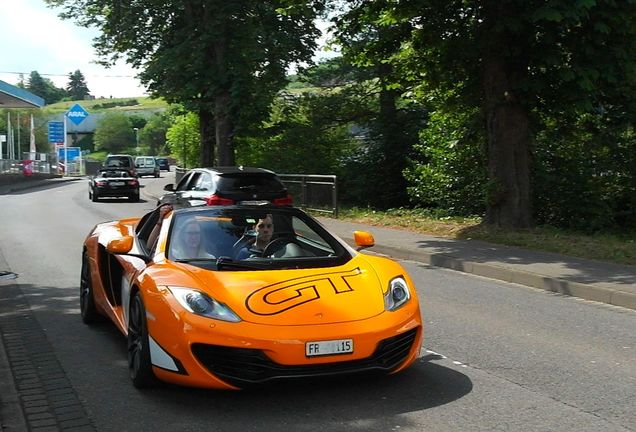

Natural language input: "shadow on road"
[5,282,473,432]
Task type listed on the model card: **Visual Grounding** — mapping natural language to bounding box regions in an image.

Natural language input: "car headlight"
[384,276,411,311]
[167,286,241,322]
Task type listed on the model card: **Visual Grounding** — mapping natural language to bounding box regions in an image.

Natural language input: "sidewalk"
[4,174,636,311]
[318,218,636,311]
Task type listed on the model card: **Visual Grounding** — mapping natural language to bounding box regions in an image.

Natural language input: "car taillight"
[128,179,139,186]
[95,181,107,186]
[273,194,293,206]
[205,194,235,206]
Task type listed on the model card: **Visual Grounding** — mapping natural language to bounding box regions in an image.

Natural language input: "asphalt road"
[0,176,634,431]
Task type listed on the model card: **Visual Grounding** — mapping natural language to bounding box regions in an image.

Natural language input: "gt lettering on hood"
[246,268,362,316]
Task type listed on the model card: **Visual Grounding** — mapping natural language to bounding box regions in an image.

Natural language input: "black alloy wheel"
[127,292,157,388]
[80,251,99,324]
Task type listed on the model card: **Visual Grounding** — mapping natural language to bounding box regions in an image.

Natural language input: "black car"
[89,168,140,202]
[158,166,291,208]
[156,157,170,171]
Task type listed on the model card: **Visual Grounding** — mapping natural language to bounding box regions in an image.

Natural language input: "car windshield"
[216,174,286,193]
[166,207,350,270]
[106,156,131,168]
[136,157,154,166]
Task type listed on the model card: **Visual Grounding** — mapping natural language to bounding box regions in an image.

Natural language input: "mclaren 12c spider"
[80,204,423,389]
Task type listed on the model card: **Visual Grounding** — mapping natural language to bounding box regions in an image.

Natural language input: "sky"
[0,0,146,98]
[0,1,337,100]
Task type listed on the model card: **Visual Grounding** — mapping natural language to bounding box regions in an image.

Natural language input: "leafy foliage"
[26,71,66,104]
[166,112,200,169]
[93,112,136,153]
[141,113,172,156]
[405,102,487,216]
[45,0,325,166]
[236,91,356,174]
[533,111,636,232]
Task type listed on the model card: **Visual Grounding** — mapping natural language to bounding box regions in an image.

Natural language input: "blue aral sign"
[66,103,89,125]
[48,121,64,143]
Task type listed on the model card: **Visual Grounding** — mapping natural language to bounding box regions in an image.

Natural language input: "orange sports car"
[80,204,423,389]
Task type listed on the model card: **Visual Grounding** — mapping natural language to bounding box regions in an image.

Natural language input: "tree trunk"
[213,36,235,166]
[378,62,408,209]
[483,57,532,228]
[214,90,234,166]
[199,108,215,167]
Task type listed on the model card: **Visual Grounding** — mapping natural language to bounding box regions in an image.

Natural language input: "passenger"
[171,219,216,260]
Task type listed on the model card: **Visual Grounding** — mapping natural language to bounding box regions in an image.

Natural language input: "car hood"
[169,255,387,326]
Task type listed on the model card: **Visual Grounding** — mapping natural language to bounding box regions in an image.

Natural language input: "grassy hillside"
[43,96,168,114]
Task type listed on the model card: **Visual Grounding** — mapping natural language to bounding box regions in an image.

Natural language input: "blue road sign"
[66,104,89,125]
[57,147,81,161]
[48,121,64,143]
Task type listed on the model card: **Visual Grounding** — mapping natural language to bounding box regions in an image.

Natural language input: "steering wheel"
[261,236,301,257]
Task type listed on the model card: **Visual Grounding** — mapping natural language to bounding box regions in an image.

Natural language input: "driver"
[237,214,274,259]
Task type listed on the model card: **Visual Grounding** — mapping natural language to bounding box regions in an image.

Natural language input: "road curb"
[0,177,83,195]
[350,241,636,311]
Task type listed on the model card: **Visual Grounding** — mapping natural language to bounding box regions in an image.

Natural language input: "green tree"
[237,91,356,174]
[333,3,420,209]
[46,0,325,167]
[26,71,66,104]
[166,112,200,169]
[93,112,135,153]
[66,69,91,100]
[348,0,636,228]
[141,113,172,156]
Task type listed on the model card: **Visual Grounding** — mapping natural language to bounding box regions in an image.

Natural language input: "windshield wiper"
[174,258,217,263]
[215,256,272,270]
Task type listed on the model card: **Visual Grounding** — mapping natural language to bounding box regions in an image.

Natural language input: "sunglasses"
[185,231,200,235]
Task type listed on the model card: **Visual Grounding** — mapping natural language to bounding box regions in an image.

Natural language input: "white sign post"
[0,134,5,160]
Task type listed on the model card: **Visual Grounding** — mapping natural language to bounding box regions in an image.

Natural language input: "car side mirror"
[353,231,374,251]
[164,184,175,192]
[106,236,134,254]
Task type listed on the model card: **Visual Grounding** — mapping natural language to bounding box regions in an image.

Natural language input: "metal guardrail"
[0,159,52,175]
[279,174,338,218]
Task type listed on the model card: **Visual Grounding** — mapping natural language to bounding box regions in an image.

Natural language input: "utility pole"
[182,115,186,169]
[133,127,140,155]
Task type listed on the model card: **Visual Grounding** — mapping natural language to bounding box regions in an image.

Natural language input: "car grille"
[191,327,419,387]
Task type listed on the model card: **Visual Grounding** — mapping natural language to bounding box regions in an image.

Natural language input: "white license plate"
[306,339,353,357]
[110,181,125,186]
[240,200,270,205]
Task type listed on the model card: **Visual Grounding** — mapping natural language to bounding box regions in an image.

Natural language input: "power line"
[0,70,137,79]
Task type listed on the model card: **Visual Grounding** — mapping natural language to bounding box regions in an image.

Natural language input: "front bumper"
[145,292,423,389]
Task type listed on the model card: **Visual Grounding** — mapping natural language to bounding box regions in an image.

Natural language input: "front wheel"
[80,251,99,324]
[127,292,157,388]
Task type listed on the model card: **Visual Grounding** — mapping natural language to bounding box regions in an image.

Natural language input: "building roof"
[0,80,45,108]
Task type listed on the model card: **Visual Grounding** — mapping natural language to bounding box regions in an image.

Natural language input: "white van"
[135,156,160,178]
